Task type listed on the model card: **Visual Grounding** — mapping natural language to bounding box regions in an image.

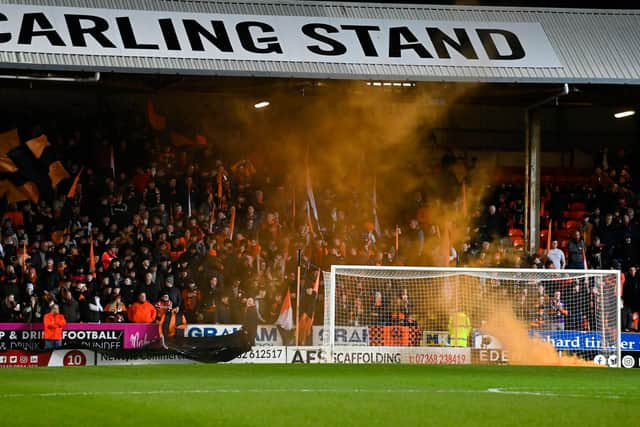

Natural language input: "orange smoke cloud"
[484,305,597,367]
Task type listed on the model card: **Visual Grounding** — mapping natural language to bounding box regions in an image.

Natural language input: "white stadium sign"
[0,4,560,68]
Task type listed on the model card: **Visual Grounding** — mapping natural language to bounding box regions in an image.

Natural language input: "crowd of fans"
[0,112,637,335]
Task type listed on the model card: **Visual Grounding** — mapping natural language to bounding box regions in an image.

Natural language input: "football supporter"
[0,106,634,340]
[128,292,157,323]
[43,304,66,349]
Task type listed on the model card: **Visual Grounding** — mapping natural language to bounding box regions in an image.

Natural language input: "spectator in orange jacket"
[127,292,157,323]
[43,304,66,349]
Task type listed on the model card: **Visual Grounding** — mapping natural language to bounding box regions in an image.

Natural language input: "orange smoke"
[483,306,596,367]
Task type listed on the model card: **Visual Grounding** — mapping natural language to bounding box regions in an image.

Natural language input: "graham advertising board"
[185,324,283,345]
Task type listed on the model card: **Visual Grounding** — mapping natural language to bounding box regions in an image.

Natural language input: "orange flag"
[20,240,28,272]
[312,268,320,293]
[461,181,467,213]
[546,220,552,253]
[291,185,296,221]
[66,167,84,199]
[169,132,193,147]
[195,135,207,146]
[89,236,96,273]
[147,98,166,131]
[216,171,223,199]
[229,206,236,241]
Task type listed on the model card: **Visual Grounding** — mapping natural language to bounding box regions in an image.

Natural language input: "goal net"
[323,266,621,367]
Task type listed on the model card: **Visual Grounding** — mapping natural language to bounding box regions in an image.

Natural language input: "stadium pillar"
[524,84,569,255]
[524,110,541,255]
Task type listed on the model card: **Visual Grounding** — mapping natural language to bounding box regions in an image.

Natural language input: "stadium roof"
[1,0,640,84]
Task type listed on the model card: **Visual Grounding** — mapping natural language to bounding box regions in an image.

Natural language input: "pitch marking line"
[0,388,633,399]
[486,388,626,399]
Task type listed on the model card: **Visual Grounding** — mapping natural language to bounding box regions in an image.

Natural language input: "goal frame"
[327,265,622,367]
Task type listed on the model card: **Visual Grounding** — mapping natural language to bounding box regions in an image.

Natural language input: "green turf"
[0,364,636,426]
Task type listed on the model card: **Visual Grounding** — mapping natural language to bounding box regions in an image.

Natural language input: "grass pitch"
[0,364,636,426]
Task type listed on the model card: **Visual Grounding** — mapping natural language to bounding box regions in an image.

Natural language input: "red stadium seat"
[508,228,524,237]
[569,202,586,211]
[572,210,589,220]
[512,237,525,247]
[563,220,578,231]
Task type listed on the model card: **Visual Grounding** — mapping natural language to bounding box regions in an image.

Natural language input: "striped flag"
[275,288,294,331]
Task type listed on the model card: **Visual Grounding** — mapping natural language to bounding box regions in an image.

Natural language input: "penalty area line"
[486,388,629,400]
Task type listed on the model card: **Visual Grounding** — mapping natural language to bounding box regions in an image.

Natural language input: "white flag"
[373,175,382,236]
[305,163,319,223]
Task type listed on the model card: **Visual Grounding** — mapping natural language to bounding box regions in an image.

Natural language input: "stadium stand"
[0,108,636,335]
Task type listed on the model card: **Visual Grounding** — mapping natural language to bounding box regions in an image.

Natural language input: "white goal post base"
[323,266,622,367]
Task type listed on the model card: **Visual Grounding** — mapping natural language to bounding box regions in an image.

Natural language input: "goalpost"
[323,266,621,367]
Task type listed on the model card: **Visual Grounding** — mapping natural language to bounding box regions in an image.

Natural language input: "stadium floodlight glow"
[254,101,270,109]
[614,110,635,119]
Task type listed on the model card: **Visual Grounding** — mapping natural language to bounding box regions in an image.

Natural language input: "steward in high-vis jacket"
[448,311,471,347]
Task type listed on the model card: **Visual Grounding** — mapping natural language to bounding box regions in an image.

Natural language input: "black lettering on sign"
[0,13,10,43]
[158,18,180,51]
[183,19,232,52]
[116,16,158,50]
[426,27,477,59]
[476,29,525,60]
[64,14,115,48]
[388,26,431,58]
[291,350,304,364]
[18,13,65,46]
[340,25,380,57]
[302,23,346,56]
[236,21,282,54]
